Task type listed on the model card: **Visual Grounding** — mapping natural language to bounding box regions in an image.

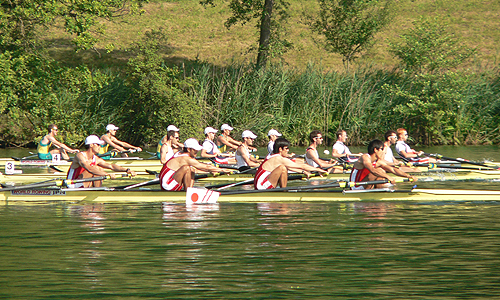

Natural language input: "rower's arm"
[102,136,126,152]
[200,149,217,158]
[160,144,170,164]
[97,159,136,176]
[379,162,415,180]
[48,136,78,153]
[307,149,334,169]
[237,146,260,167]
[188,159,229,173]
[361,155,394,181]
[282,158,327,175]
[112,138,141,151]
[75,153,109,176]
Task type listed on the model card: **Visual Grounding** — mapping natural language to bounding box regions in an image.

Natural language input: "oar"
[2,176,109,191]
[219,178,412,195]
[97,149,137,158]
[117,171,234,190]
[205,172,321,190]
[412,163,499,171]
[424,153,500,170]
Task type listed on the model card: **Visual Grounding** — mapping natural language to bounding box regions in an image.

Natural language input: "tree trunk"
[256,0,274,68]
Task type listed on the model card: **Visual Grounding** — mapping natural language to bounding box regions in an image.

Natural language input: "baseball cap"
[242,130,257,139]
[184,138,203,151]
[220,124,233,131]
[106,124,119,131]
[85,135,105,145]
[267,129,282,137]
[204,127,218,135]
[167,125,179,132]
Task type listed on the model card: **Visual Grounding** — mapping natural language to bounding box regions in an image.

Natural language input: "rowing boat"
[2,187,500,203]
[3,167,500,186]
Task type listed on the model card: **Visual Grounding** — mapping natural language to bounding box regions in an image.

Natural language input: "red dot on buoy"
[191,193,199,202]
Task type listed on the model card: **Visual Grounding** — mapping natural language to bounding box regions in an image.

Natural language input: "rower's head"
[167,130,179,142]
[106,124,119,136]
[368,139,385,158]
[242,130,257,145]
[309,130,323,145]
[385,130,397,145]
[204,127,218,140]
[85,135,105,152]
[221,124,233,135]
[48,124,58,135]
[183,138,203,157]
[397,128,408,141]
[267,129,282,142]
[336,130,347,143]
[273,137,290,156]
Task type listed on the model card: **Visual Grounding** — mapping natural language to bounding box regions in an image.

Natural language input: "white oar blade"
[186,187,220,206]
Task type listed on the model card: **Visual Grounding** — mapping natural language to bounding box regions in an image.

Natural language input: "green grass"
[41,0,500,71]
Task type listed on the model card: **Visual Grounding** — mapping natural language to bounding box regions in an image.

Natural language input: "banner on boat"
[186,187,220,205]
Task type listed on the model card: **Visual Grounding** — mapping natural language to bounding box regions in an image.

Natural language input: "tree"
[201,0,291,68]
[0,0,146,52]
[389,17,475,74]
[308,0,393,70]
[384,18,476,145]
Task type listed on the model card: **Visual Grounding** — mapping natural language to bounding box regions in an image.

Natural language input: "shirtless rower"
[350,139,417,190]
[99,124,142,159]
[37,124,79,160]
[159,138,232,191]
[254,138,329,190]
[305,130,340,171]
[395,128,436,163]
[235,130,260,169]
[158,130,180,164]
[66,135,137,188]
[201,127,234,164]
[331,130,362,162]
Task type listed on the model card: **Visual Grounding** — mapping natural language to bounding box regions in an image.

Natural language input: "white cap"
[242,130,257,139]
[167,125,179,132]
[220,124,233,131]
[267,129,282,137]
[184,138,203,151]
[85,135,105,145]
[106,124,119,131]
[204,127,218,135]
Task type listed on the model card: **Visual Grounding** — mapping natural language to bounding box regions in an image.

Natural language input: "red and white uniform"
[254,154,280,190]
[349,160,377,190]
[159,154,188,191]
[66,155,97,188]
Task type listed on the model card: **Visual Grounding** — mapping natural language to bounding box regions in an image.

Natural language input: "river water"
[1,146,500,299]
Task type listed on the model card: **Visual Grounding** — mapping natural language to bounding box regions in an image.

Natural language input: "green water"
[1,202,500,299]
[1,146,500,299]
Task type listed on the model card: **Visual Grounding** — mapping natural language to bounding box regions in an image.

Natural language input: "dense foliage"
[0,4,499,148]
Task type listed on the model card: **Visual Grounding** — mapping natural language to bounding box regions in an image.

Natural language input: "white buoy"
[323,150,330,155]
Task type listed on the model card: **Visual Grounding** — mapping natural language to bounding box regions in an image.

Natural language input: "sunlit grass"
[40,0,499,71]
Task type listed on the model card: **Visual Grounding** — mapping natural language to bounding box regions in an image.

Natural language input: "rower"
[37,124,79,160]
[157,125,183,161]
[217,124,241,152]
[384,130,421,172]
[67,135,136,188]
[99,124,142,159]
[254,138,329,190]
[159,138,232,191]
[158,130,180,164]
[235,130,260,169]
[395,128,436,163]
[350,139,417,190]
[201,127,234,164]
[267,129,282,156]
[305,130,339,171]
[331,130,361,163]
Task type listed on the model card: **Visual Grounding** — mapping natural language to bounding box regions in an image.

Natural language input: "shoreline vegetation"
[1,0,499,148]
